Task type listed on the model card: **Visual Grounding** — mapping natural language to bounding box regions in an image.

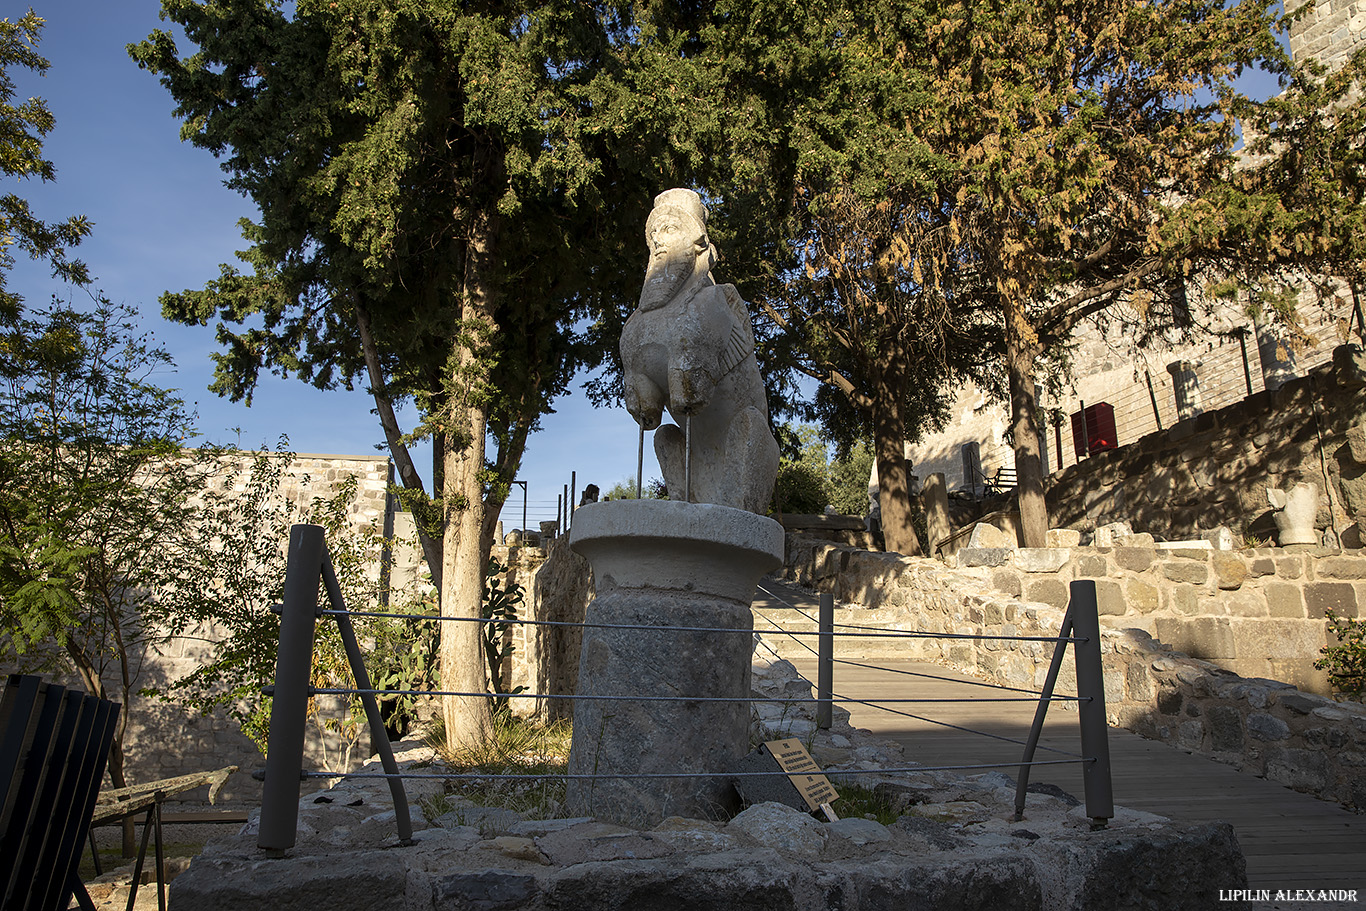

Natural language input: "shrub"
[1316,609,1366,699]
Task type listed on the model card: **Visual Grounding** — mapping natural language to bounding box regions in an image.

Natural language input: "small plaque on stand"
[731,738,839,814]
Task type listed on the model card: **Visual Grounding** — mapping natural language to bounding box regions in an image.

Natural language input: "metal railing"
[257,524,1114,851]
[755,580,1113,826]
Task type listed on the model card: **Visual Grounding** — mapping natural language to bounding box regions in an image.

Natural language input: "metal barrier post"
[321,554,414,845]
[1069,580,1114,827]
[817,593,834,729]
[1013,610,1073,820]
[259,524,324,852]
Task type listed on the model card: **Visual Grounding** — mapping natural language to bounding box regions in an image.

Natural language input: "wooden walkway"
[753,581,1366,895]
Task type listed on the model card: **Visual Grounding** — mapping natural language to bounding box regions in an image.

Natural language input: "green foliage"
[481,557,525,714]
[773,461,828,515]
[602,478,667,500]
[831,782,901,826]
[1316,609,1366,699]
[770,423,875,517]
[151,443,435,762]
[0,10,91,320]
[0,298,206,783]
[827,442,875,516]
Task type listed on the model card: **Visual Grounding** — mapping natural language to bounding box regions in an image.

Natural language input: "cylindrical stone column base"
[565,500,783,826]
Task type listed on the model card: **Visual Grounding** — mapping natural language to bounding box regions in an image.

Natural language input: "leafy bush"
[482,557,525,714]
[773,458,829,514]
[1316,609,1366,699]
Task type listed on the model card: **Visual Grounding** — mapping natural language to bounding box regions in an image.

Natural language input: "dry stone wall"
[1044,347,1366,545]
[777,534,1366,810]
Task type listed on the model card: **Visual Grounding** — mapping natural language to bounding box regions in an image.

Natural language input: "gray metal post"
[570,471,576,529]
[321,554,414,845]
[684,414,692,502]
[259,524,324,852]
[1069,580,1114,827]
[636,423,645,499]
[817,593,834,729]
[1014,611,1074,820]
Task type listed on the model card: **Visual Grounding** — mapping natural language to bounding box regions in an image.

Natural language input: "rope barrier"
[319,608,1082,643]
[307,686,1082,704]
[301,758,1093,782]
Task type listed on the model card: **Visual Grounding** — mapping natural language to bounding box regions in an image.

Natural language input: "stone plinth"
[565,500,783,825]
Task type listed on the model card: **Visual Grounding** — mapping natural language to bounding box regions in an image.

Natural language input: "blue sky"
[7,1,642,529]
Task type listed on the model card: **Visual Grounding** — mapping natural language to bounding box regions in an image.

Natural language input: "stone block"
[1228,618,1329,661]
[957,546,1015,568]
[1211,552,1248,591]
[1206,705,1244,752]
[1304,581,1357,619]
[1014,547,1070,573]
[1264,582,1306,618]
[1247,557,1276,577]
[1047,528,1083,547]
[1076,554,1110,577]
[1125,662,1154,703]
[1246,713,1291,741]
[1114,547,1155,572]
[1178,720,1205,750]
[1025,578,1070,609]
[1124,578,1160,614]
[1167,586,1199,616]
[1274,556,1305,579]
[991,570,1023,597]
[1094,579,1127,616]
[1313,555,1366,579]
[1162,561,1210,585]
[968,522,1016,549]
[1155,617,1236,659]
[1092,521,1133,547]
[1265,747,1331,793]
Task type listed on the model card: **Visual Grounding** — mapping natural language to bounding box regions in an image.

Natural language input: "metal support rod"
[258,524,324,853]
[1144,371,1164,432]
[636,423,645,499]
[1078,399,1089,458]
[684,414,692,502]
[562,484,568,532]
[817,593,834,730]
[569,471,576,530]
[1014,610,1074,820]
[322,554,414,845]
[1070,580,1114,827]
[1237,330,1255,397]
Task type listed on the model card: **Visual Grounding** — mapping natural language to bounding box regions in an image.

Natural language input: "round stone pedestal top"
[569,499,784,600]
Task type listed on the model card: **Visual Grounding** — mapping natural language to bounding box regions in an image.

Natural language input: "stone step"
[750,608,913,661]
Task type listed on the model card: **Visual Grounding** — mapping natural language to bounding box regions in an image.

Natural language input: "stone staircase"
[749,598,922,664]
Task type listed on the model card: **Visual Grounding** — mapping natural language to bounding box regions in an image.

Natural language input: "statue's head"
[640,188,717,311]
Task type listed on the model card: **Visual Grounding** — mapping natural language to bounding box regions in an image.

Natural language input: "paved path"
[753,580,1366,897]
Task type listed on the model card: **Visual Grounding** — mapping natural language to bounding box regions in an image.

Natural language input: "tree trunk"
[870,360,922,557]
[1005,306,1048,548]
[440,204,500,752]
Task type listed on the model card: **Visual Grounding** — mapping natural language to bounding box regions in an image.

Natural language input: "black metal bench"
[0,674,120,911]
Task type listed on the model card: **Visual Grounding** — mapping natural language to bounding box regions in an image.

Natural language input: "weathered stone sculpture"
[565,190,785,826]
[620,188,779,514]
[1268,482,1320,546]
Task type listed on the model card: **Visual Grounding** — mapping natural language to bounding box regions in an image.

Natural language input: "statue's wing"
[717,284,757,379]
